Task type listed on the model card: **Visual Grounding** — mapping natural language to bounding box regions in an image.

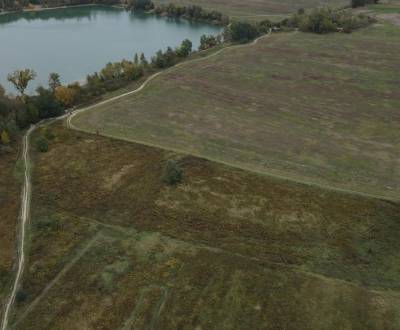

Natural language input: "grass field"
[9,124,400,329]
[0,145,21,321]
[72,23,400,200]
[368,0,400,14]
[155,0,348,19]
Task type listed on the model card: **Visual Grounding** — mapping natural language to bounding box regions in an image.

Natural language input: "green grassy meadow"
[73,23,400,200]
[9,124,400,329]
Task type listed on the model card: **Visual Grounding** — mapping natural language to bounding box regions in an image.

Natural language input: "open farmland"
[72,23,400,201]
[155,0,348,19]
[0,145,21,321]
[8,124,400,329]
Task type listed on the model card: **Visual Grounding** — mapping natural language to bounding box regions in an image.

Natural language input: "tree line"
[0,38,197,149]
[222,6,377,43]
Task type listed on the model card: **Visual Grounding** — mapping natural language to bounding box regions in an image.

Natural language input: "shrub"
[199,34,221,50]
[16,290,27,303]
[224,21,260,43]
[352,0,379,8]
[176,39,193,57]
[36,136,49,153]
[1,130,10,145]
[131,0,154,11]
[285,7,375,34]
[299,8,338,34]
[162,160,183,185]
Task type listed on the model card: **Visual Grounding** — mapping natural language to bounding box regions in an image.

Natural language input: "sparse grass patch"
[12,125,400,329]
[0,141,20,318]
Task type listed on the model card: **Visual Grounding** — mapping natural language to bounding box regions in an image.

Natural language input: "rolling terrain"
[72,23,400,200]
[2,1,400,329]
[9,124,400,329]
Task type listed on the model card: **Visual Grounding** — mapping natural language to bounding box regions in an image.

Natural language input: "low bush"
[16,289,28,303]
[283,7,376,34]
[162,160,183,185]
[36,136,49,153]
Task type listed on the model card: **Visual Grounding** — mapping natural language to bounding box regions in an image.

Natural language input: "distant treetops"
[351,0,379,8]
[129,0,229,25]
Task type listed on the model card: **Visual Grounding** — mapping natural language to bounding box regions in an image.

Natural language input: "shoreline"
[0,3,126,17]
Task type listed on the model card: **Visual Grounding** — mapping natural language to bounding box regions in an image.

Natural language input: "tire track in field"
[1,115,71,330]
[12,232,102,328]
[121,285,169,330]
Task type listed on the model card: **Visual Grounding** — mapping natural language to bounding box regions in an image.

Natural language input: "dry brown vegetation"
[10,124,400,329]
[0,145,21,320]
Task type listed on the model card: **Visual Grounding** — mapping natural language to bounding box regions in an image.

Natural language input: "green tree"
[131,0,154,10]
[176,39,192,57]
[140,53,149,67]
[224,22,259,43]
[26,103,39,123]
[134,53,139,65]
[48,72,61,92]
[35,86,64,119]
[7,69,36,98]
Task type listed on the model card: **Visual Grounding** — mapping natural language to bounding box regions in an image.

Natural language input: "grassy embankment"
[9,124,400,329]
[72,23,400,200]
[0,145,21,321]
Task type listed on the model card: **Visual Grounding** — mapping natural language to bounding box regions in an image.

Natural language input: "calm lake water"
[0,5,222,93]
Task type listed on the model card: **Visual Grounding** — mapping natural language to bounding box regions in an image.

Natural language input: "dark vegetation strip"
[0,3,377,154]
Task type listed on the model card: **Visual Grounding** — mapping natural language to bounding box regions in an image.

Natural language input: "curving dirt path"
[0,35,271,330]
[0,118,68,330]
[1,125,34,330]
[3,29,396,329]
[67,32,272,130]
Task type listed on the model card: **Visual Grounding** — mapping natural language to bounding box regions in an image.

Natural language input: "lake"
[0,5,222,93]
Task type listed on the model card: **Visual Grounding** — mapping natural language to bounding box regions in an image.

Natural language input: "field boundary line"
[64,127,399,203]
[65,32,398,203]
[66,32,272,130]
[12,231,102,327]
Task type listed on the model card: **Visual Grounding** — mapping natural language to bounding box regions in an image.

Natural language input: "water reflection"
[0,5,122,25]
[0,5,222,92]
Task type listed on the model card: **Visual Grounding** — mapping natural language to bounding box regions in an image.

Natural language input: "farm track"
[0,116,69,330]
[12,232,103,327]
[0,125,35,330]
[2,30,397,329]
